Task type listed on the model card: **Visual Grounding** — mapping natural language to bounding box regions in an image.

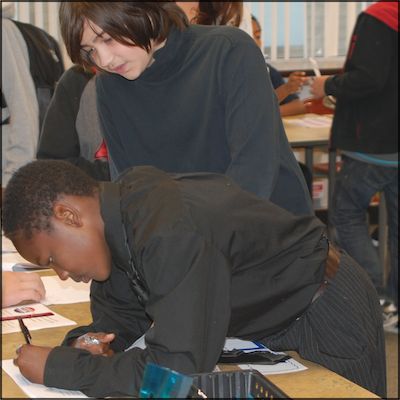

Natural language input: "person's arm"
[313,14,393,100]
[222,40,283,198]
[274,71,307,104]
[279,99,307,117]
[16,231,231,398]
[2,272,45,307]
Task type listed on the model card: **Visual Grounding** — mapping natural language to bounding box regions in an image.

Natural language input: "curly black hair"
[2,160,99,240]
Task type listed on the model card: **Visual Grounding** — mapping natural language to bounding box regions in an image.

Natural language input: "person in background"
[2,271,46,308]
[1,1,64,200]
[4,159,386,397]
[176,1,253,36]
[251,14,308,117]
[37,65,112,181]
[311,1,398,329]
[59,2,313,216]
[2,6,39,200]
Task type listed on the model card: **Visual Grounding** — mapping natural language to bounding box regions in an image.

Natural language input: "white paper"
[2,303,76,334]
[2,262,49,272]
[285,116,332,128]
[238,358,307,375]
[2,235,18,253]
[2,359,88,398]
[41,276,90,305]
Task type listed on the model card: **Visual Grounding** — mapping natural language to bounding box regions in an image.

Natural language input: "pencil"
[18,318,32,344]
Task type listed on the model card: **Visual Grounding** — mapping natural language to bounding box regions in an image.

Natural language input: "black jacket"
[325,12,398,153]
[44,166,326,397]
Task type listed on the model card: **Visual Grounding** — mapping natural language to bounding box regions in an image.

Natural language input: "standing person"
[311,1,398,325]
[4,160,386,397]
[59,2,313,216]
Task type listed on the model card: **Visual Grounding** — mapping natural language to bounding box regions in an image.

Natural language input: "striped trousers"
[263,250,387,398]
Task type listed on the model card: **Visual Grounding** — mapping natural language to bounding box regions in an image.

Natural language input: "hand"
[286,71,308,94]
[13,344,52,384]
[72,332,115,356]
[2,272,46,308]
[310,75,330,99]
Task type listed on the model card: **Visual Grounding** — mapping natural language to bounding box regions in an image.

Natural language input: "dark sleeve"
[325,14,393,99]
[61,260,151,351]
[222,41,283,198]
[37,67,110,181]
[44,231,231,398]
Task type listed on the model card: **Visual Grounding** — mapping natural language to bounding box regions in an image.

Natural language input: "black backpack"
[12,20,65,131]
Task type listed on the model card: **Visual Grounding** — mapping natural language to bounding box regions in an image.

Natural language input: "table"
[2,282,378,399]
[283,113,336,238]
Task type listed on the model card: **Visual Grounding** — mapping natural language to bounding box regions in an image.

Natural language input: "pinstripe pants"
[262,250,387,398]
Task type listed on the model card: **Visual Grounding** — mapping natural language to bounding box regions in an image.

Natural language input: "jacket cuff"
[324,76,336,96]
[44,346,90,389]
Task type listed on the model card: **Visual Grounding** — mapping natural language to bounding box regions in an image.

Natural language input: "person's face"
[252,19,262,49]
[13,199,112,283]
[80,19,163,80]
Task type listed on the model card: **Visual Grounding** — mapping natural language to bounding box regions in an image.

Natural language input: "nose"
[96,46,114,69]
[56,269,69,281]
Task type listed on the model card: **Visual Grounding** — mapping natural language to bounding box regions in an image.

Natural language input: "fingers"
[74,332,115,356]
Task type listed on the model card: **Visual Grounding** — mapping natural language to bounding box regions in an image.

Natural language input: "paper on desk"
[2,261,49,272]
[2,234,17,253]
[2,359,88,398]
[2,303,76,334]
[41,276,90,305]
[285,115,332,128]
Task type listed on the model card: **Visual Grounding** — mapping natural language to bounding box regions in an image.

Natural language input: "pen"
[18,318,32,344]
[1,312,54,322]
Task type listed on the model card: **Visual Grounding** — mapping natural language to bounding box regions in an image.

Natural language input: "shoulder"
[57,65,94,93]
[188,24,257,49]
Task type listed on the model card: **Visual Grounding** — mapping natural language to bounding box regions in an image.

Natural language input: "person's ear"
[53,202,82,228]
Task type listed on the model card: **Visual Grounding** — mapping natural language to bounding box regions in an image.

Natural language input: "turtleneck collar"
[138,25,190,82]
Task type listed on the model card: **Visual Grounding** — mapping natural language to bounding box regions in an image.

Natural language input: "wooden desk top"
[2,276,378,398]
[283,113,332,147]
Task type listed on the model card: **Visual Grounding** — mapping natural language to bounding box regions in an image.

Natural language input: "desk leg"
[327,149,336,240]
[305,147,314,182]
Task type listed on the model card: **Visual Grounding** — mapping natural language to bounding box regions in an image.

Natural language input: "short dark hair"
[2,160,99,240]
[59,1,189,69]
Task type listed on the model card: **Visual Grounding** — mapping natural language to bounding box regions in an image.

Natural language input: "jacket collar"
[99,181,131,272]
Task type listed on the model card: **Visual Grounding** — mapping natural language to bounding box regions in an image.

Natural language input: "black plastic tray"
[191,369,290,398]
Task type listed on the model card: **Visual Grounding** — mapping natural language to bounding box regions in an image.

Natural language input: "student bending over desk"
[2,160,386,398]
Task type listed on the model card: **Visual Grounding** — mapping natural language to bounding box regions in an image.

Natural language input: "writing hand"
[13,344,52,384]
[72,332,115,356]
[2,271,46,308]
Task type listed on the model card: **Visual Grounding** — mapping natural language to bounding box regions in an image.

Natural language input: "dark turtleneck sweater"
[96,24,313,215]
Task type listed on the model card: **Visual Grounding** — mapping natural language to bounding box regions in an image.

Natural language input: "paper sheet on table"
[285,115,332,128]
[2,359,88,399]
[2,234,18,253]
[2,261,49,272]
[2,303,76,334]
[41,276,90,305]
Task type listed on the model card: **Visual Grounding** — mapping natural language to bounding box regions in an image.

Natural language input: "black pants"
[263,251,387,398]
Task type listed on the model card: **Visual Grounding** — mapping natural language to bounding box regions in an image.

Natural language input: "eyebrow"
[80,31,105,48]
